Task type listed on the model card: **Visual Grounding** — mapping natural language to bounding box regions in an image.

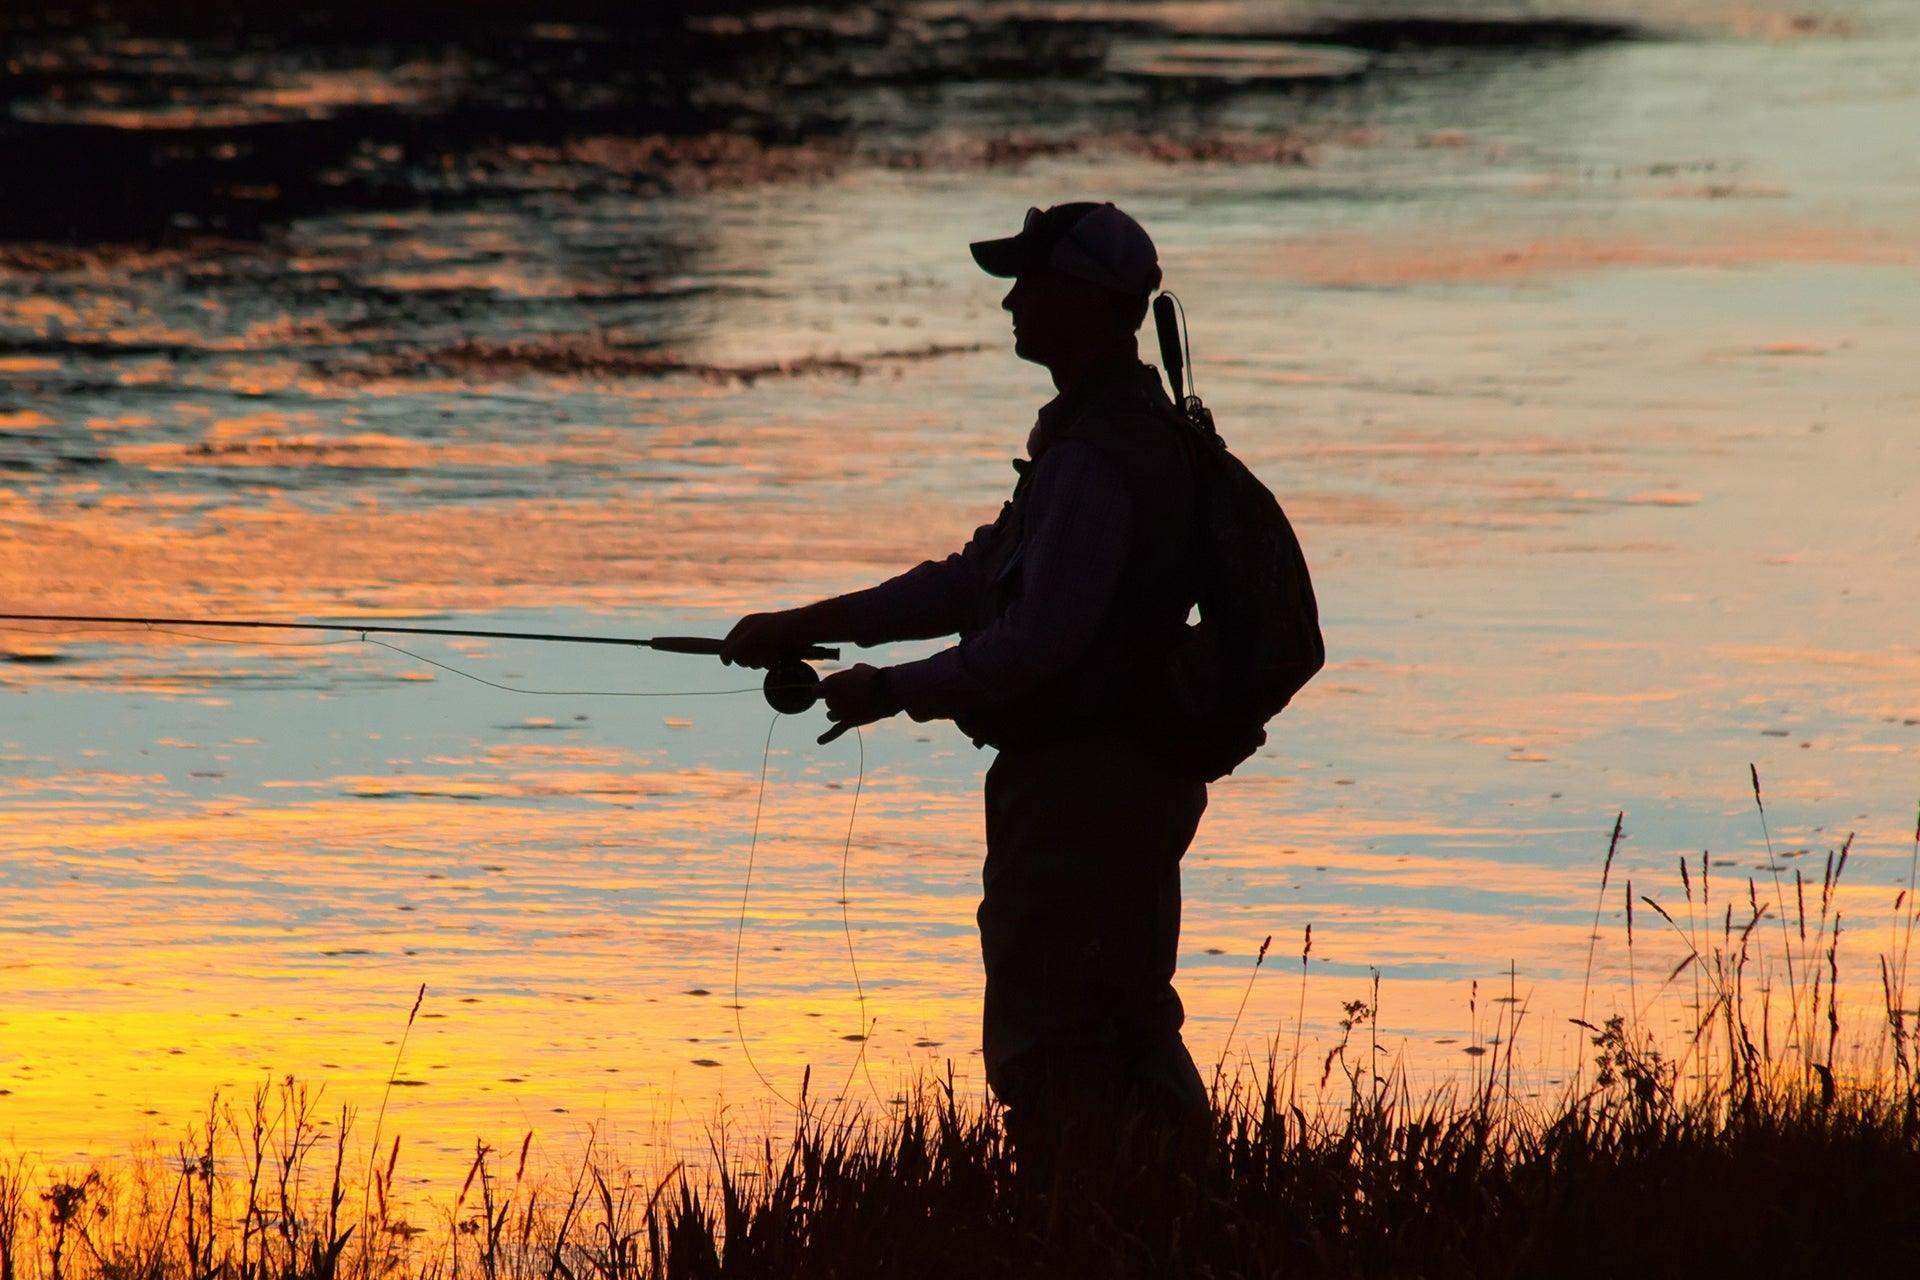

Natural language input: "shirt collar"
[1027,339,1146,459]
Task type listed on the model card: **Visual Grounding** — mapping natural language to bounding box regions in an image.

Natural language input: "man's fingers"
[816,665,888,743]
[817,666,866,718]
[720,617,774,668]
[718,618,752,666]
[721,611,811,669]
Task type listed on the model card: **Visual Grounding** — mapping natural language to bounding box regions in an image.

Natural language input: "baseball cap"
[969,202,1162,296]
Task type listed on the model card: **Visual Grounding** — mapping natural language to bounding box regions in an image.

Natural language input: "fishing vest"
[953,357,1199,754]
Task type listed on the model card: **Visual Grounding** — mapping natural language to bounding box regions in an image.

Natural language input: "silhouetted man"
[722,202,1208,1153]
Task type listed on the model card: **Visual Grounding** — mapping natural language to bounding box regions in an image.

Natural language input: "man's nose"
[1002,280,1022,312]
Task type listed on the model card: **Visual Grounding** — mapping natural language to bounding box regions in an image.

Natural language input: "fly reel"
[762,656,822,715]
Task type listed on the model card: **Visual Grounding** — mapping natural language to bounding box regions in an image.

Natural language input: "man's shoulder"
[1027,436,1130,492]
[1054,362,1179,429]
[1052,371,1191,471]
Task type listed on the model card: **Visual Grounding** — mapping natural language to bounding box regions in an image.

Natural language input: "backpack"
[1149,295,1324,782]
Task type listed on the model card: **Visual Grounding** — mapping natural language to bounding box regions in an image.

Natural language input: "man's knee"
[992,1042,1213,1188]
[991,1038,1208,1135]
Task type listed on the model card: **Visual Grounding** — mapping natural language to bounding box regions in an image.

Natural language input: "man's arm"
[799,505,1011,647]
[882,441,1131,722]
[721,494,1013,666]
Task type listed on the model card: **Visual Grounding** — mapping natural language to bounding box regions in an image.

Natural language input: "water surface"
[2,0,1917,1177]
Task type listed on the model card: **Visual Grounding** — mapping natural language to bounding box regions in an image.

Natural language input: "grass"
[6,778,1920,1278]
[5,1061,1918,1280]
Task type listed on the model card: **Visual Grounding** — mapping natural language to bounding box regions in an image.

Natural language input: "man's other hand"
[720,609,815,668]
[817,664,900,742]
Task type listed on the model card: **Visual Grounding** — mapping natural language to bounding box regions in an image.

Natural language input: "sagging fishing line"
[0,620,767,696]
[0,611,838,709]
[0,612,890,1111]
[730,714,890,1115]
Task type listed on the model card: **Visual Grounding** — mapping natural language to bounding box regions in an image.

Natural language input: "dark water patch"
[351,335,987,385]
[482,128,1315,195]
[1300,14,1645,51]
[0,338,211,361]
[1,6,716,241]
[0,2,1627,244]
[0,440,112,478]
[1108,40,1372,87]
[133,437,416,466]
[346,787,486,800]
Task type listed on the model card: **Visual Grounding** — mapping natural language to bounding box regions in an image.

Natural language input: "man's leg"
[978,732,1209,1158]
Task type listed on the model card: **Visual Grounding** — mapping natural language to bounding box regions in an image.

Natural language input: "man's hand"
[816,664,900,743]
[720,609,817,668]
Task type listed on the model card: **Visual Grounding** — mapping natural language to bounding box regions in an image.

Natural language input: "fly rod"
[0,611,836,715]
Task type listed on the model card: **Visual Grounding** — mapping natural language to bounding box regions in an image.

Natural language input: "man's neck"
[1047,337,1139,393]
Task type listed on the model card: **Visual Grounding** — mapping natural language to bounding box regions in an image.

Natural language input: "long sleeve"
[800,501,1013,648]
[883,441,1132,722]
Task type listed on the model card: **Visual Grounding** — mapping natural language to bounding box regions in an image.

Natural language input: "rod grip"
[647,635,840,661]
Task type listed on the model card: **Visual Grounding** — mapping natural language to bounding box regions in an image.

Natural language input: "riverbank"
[6,1058,1917,1278]
[10,809,1920,1279]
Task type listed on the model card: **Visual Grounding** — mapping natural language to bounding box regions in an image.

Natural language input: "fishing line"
[5,616,885,1109]
[344,642,885,1110]
[733,712,799,1110]
[836,724,899,1115]
[0,621,763,698]
[355,637,761,699]
[731,714,885,1115]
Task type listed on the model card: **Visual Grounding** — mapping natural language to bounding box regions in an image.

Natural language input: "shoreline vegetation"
[8,1067,1920,1280]
[8,779,1920,1278]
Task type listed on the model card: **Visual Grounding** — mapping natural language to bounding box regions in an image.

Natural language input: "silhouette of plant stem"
[360,984,425,1280]
[1576,813,1624,1085]
[1213,934,1271,1096]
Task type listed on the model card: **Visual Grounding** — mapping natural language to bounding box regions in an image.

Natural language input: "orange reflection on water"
[1268,219,1917,288]
[7,10,1920,1175]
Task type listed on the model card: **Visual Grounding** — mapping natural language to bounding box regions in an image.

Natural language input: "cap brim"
[969,235,1027,278]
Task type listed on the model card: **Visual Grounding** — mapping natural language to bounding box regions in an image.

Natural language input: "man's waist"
[954,662,1164,754]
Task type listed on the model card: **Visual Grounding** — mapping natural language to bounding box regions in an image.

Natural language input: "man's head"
[970,203,1160,371]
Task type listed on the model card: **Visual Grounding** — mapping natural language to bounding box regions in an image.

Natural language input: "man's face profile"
[1002,269,1121,367]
